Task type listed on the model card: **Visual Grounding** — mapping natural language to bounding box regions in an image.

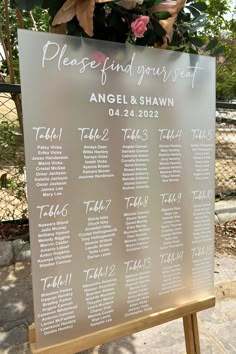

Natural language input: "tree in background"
[0,0,49,131]
[216,44,236,100]
[201,0,236,100]
[0,0,49,83]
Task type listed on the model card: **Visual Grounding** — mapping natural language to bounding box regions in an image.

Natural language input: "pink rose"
[131,16,150,38]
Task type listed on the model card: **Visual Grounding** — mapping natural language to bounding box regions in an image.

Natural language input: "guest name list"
[18,30,215,349]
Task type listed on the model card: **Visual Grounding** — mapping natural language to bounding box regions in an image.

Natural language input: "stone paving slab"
[215,200,236,222]
[0,241,31,268]
[0,255,235,354]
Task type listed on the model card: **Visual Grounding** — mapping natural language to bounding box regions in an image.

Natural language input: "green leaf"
[191,13,207,26]
[189,14,207,31]
[67,19,80,35]
[178,10,191,22]
[10,0,43,10]
[146,0,162,9]
[42,0,64,16]
[187,5,201,18]
[212,46,225,56]
[204,37,218,51]
[189,36,204,47]
[189,47,198,54]
[153,11,171,20]
[152,19,166,37]
[191,2,207,11]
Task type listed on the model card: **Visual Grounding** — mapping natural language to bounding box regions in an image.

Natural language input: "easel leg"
[183,313,200,354]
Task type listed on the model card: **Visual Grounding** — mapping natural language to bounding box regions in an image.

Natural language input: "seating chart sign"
[18,29,215,349]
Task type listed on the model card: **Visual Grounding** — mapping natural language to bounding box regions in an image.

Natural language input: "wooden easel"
[29,296,215,354]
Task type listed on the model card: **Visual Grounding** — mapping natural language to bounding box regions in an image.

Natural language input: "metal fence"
[216,102,236,198]
[0,83,236,222]
[0,84,27,222]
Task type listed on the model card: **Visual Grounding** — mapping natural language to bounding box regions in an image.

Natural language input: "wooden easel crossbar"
[29,296,215,354]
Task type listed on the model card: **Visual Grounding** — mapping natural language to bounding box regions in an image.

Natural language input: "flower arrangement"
[41,0,207,52]
[10,0,212,53]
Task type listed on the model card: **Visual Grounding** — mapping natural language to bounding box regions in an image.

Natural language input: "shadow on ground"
[0,262,136,354]
[0,262,33,353]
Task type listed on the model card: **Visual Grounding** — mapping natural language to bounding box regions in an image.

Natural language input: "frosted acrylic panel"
[18,29,215,349]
